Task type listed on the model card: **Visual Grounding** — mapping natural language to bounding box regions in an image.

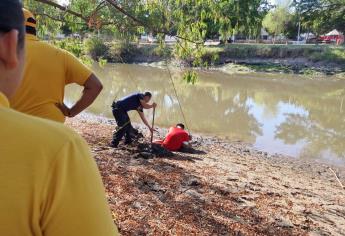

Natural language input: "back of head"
[144,91,152,98]
[0,0,25,49]
[176,123,185,129]
[0,0,25,98]
[23,8,37,36]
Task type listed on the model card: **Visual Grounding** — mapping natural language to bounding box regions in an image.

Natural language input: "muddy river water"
[65,63,345,165]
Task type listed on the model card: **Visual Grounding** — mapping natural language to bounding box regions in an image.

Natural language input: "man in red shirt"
[155,123,191,151]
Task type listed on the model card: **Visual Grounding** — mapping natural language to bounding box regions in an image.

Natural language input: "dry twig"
[329,168,345,190]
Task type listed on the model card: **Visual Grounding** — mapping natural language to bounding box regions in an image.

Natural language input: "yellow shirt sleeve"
[40,135,118,236]
[64,50,93,85]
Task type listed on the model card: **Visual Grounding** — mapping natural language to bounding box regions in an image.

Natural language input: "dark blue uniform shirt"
[117,93,144,112]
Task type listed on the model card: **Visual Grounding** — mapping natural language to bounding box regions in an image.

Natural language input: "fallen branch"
[329,168,344,190]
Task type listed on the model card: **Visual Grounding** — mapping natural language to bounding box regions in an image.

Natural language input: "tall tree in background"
[262,6,292,42]
[293,0,345,35]
[24,0,272,82]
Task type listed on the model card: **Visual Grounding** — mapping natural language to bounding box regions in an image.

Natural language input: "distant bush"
[107,42,172,63]
[108,42,140,62]
[53,38,84,58]
[204,44,345,66]
[84,37,109,61]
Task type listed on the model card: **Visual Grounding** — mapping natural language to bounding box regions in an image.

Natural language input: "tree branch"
[33,0,87,21]
[33,0,203,44]
[105,0,203,44]
[34,12,84,25]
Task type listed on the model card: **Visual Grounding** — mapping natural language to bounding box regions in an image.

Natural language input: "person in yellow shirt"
[10,9,103,123]
[0,1,118,235]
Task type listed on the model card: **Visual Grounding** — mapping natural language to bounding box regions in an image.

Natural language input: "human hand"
[56,103,72,117]
[149,127,158,133]
[152,102,157,109]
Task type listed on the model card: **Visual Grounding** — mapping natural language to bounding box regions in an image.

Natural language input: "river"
[65,63,345,165]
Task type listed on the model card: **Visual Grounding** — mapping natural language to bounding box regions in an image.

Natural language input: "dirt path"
[67,116,345,236]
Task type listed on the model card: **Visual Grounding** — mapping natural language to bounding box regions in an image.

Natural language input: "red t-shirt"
[162,127,190,151]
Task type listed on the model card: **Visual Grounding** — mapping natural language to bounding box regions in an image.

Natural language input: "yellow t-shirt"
[10,34,92,123]
[0,92,118,236]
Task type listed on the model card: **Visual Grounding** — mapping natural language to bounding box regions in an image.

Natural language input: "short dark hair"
[0,0,25,49]
[176,123,185,129]
[144,92,152,98]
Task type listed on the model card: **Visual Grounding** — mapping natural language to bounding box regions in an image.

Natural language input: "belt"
[112,101,125,111]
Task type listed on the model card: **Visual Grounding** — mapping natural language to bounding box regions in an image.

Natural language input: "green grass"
[53,38,345,73]
[205,44,345,64]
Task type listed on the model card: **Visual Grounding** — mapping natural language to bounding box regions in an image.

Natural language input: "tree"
[24,0,272,82]
[262,6,292,42]
[293,0,345,35]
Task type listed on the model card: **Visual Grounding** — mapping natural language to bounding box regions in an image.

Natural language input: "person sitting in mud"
[110,92,157,148]
[154,123,191,151]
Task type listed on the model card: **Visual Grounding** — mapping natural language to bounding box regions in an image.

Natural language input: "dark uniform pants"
[111,102,132,145]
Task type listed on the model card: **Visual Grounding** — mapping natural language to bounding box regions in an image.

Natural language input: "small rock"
[276,219,294,228]
[139,152,154,159]
[187,177,201,187]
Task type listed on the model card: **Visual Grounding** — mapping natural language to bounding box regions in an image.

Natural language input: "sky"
[57,0,69,5]
[269,0,292,6]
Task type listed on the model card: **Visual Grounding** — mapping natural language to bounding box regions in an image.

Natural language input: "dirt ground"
[67,115,345,236]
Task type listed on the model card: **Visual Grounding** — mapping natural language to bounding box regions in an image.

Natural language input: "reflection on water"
[65,63,345,165]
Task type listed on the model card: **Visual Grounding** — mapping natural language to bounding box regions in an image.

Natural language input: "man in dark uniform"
[110,92,157,147]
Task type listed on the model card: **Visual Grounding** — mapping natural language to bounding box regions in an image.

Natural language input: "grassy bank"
[54,38,345,75]
[205,44,345,64]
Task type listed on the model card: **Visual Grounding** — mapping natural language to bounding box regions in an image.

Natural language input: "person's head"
[0,0,25,99]
[23,8,37,36]
[176,123,185,129]
[143,91,152,103]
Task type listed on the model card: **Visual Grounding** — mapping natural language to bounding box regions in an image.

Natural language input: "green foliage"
[54,38,84,57]
[293,0,345,35]
[309,46,345,63]
[25,0,272,76]
[84,36,109,61]
[98,57,108,67]
[262,7,292,38]
[183,70,198,84]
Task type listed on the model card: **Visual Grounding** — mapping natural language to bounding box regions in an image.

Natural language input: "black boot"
[124,139,133,145]
[110,140,119,148]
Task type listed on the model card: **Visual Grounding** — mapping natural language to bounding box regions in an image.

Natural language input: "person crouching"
[154,123,191,151]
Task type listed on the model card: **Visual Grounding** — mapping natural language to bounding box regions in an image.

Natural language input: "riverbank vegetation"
[25,0,345,80]
[53,37,345,76]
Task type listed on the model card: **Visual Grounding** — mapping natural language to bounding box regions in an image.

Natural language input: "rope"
[165,60,190,134]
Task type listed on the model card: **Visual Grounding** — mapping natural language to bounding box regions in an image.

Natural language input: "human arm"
[182,134,192,148]
[140,99,157,109]
[57,51,103,118]
[41,135,118,236]
[69,74,103,117]
[138,110,154,133]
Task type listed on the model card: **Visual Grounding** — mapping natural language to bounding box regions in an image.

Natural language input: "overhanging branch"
[33,0,87,21]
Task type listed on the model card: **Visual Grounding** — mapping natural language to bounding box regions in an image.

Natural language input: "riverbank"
[55,39,345,78]
[112,44,345,77]
[67,115,345,236]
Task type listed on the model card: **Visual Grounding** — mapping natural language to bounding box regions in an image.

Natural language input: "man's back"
[0,93,117,236]
[116,92,144,112]
[10,35,92,122]
[163,127,190,151]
